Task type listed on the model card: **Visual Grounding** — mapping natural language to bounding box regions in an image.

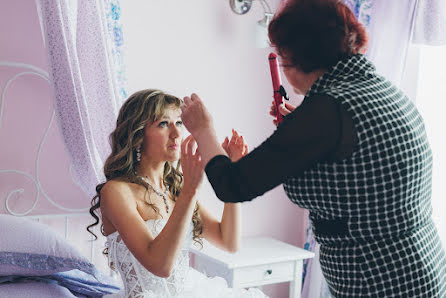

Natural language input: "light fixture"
[229,0,274,47]
[229,0,272,16]
[229,0,253,15]
[255,12,273,48]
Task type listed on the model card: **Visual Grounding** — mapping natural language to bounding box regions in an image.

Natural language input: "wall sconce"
[229,0,274,48]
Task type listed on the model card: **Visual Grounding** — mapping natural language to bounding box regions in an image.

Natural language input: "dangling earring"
[136,146,141,162]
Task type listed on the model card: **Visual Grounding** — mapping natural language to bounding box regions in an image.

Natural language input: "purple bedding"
[0,281,82,298]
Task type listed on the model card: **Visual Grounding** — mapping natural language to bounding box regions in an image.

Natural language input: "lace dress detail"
[106,219,268,298]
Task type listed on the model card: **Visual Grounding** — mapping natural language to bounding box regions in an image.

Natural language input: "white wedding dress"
[105,219,268,298]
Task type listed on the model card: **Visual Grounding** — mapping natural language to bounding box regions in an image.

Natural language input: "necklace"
[137,174,170,214]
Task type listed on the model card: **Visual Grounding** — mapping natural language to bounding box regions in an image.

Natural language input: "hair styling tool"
[268,52,289,124]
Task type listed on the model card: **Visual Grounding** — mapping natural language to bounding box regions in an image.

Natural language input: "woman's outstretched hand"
[181,93,213,137]
[181,135,204,194]
[269,101,296,126]
[222,129,248,162]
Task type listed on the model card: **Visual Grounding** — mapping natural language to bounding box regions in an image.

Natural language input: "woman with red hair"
[181,0,446,297]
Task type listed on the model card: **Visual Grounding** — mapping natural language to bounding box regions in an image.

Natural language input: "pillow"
[0,269,120,297]
[0,214,94,277]
[0,280,79,298]
[0,215,121,296]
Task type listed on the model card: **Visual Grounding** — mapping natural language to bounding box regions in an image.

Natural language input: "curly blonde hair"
[87,89,203,252]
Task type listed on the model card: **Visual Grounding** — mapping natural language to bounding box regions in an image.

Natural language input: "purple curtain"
[37,0,126,199]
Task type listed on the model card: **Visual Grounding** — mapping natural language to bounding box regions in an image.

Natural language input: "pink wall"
[0,1,91,215]
[0,0,108,272]
[1,1,307,297]
[121,1,307,296]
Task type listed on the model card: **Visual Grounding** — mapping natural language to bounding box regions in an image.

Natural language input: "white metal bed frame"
[0,60,101,265]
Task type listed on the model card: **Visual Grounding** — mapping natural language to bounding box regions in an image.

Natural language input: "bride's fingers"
[191,139,201,158]
[232,129,241,144]
[193,147,201,161]
[243,144,249,155]
[181,135,193,156]
[187,136,196,155]
[236,135,244,148]
[240,136,245,146]
[230,131,238,146]
[222,136,229,150]
[181,136,188,156]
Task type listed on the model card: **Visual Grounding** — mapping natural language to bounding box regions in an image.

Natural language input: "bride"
[87,89,267,297]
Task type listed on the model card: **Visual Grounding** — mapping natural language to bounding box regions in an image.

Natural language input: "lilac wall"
[121,1,307,296]
[0,0,91,215]
[0,0,108,272]
[121,0,306,243]
[1,1,307,297]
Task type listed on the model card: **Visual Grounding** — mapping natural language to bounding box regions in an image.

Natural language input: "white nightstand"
[190,237,314,298]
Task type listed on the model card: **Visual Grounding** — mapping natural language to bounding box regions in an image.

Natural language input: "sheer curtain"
[413,0,446,46]
[37,0,126,199]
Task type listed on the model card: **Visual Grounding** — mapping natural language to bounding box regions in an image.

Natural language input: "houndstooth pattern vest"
[283,54,433,245]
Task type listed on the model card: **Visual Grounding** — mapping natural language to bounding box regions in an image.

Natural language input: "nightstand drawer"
[191,237,314,297]
[233,261,295,288]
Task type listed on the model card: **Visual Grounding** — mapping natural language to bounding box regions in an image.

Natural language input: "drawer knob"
[266,269,272,275]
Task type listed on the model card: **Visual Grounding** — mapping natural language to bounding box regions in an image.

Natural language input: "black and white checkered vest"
[284,54,433,245]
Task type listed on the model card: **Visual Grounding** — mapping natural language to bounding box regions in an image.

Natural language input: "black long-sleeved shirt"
[205,94,358,203]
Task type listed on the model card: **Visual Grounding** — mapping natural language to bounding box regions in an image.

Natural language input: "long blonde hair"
[87,89,203,249]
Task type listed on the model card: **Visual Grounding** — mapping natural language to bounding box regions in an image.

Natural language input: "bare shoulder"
[101,180,131,201]
[101,179,131,194]
[100,179,145,235]
[100,179,143,214]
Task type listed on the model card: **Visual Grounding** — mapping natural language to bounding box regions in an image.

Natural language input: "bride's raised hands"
[180,135,204,195]
[222,129,248,162]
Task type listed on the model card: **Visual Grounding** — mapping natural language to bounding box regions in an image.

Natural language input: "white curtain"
[37,0,126,199]
[367,0,446,88]
[365,0,418,87]
[413,0,446,46]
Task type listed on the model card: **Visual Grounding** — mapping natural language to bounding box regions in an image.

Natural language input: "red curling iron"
[268,52,289,124]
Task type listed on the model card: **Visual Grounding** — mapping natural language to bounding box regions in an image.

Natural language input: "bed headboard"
[6,212,110,273]
[1,60,109,273]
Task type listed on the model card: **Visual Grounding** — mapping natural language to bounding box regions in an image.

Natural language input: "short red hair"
[268,0,369,73]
